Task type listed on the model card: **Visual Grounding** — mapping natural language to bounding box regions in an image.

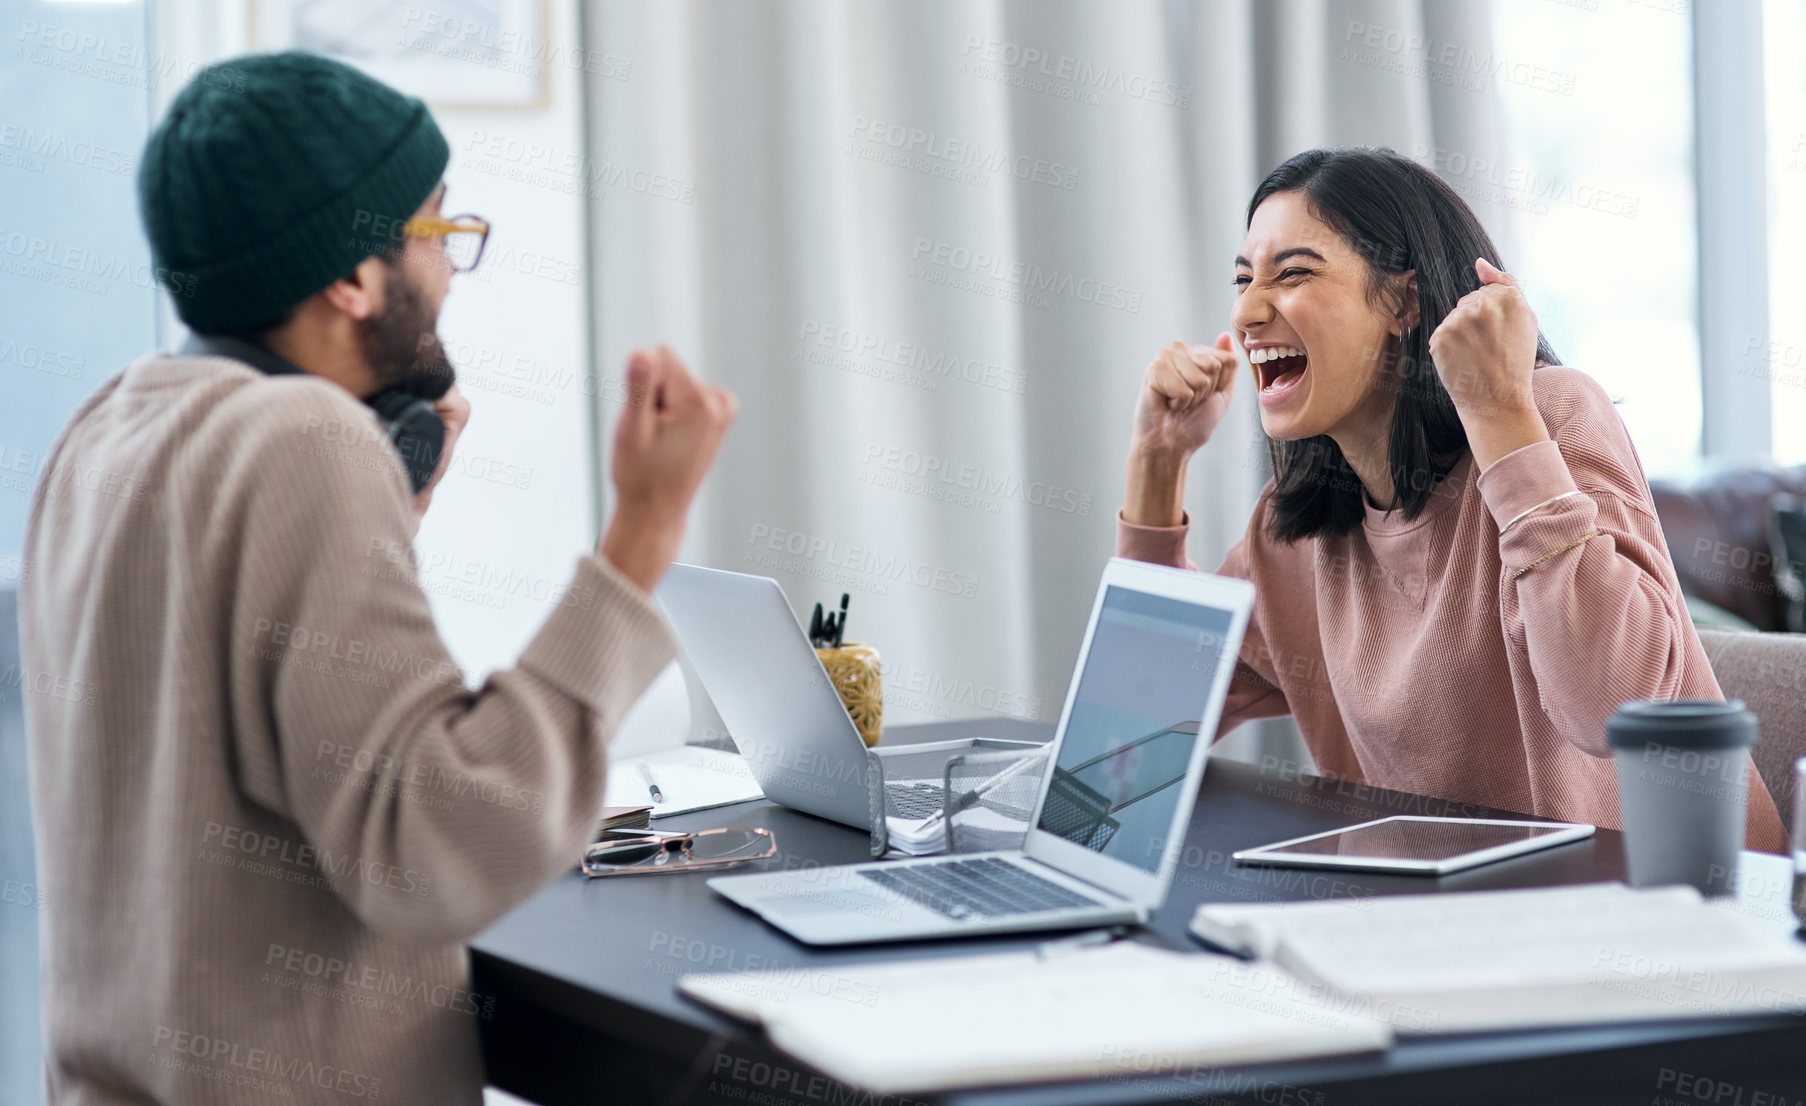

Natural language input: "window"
[0,2,159,565]
[1767,0,1806,464]
[1489,1,1700,479]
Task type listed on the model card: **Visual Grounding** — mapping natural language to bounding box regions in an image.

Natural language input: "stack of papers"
[952,804,1036,852]
[680,942,1391,1094]
[881,815,945,856]
[884,802,1033,856]
[1191,882,1806,1034]
[602,745,764,818]
[883,802,1033,856]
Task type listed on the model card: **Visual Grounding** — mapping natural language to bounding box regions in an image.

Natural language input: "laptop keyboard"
[859,856,1102,920]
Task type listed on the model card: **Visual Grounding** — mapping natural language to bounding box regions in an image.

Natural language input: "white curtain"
[583,0,1511,760]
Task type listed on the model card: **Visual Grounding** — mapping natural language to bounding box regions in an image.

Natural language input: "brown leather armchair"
[1648,466,1806,632]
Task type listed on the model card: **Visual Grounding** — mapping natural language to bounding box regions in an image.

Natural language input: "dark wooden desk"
[471,719,1806,1106]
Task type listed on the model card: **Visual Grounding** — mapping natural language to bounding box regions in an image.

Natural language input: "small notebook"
[1190,882,1806,1035]
[602,745,764,818]
[680,942,1391,1094]
[593,805,652,841]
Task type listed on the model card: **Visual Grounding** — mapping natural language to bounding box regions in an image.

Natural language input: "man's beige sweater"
[21,351,677,1104]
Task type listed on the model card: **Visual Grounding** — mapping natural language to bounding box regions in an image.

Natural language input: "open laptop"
[705,557,1254,945]
[656,563,905,830]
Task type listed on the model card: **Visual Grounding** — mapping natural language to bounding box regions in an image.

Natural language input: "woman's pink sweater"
[1118,366,1787,854]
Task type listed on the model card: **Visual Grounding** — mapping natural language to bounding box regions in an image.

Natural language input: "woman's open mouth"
[1251,345,1308,407]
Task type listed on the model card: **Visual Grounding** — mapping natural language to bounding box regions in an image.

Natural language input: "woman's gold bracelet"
[1511,530,1603,580]
[1499,490,1586,536]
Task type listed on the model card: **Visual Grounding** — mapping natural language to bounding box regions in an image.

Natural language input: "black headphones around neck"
[181,333,445,496]
[362,388,445,496]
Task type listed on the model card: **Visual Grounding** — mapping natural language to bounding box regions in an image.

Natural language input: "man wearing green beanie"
[20,51,735,1104]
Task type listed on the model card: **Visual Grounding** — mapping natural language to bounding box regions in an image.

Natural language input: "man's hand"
[600,346,737,592]
[410,384,471,532]
[1428,259,1550,469]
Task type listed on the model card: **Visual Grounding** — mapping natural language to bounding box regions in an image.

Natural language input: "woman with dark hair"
[1118,146,1785,851]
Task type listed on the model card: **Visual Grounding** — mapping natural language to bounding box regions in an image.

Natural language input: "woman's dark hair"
[1248,146,1559,543]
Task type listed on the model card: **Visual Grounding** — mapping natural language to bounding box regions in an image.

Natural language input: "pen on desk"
[637,763,664,804]
[833,593,849,648]
[809,602,824,647]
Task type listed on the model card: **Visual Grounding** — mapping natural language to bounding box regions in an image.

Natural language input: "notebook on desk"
[1189,882,1806,1034]
[679,941,1391,1095]
[601,745,764,818]
[593,804,652,840]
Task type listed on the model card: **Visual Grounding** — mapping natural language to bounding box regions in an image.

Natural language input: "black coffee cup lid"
[1605,699,1758,751]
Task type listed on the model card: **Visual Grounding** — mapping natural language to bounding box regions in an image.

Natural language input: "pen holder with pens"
[866,738,1049,858]
[815,643,883,748]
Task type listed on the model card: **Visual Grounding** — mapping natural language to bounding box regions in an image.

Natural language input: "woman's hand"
[1428,259,1550,469]
[1123,334,1238,527]
[1131,334,1239,460]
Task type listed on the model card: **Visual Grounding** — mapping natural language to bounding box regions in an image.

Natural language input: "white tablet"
[1231,816,1595,876]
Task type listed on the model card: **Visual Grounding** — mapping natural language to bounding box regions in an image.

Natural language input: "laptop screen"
[1034,585,1233,873]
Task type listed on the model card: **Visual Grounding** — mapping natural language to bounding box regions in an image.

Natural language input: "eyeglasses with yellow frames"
[400,213,491,273]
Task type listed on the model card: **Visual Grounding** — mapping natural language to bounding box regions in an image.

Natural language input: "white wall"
[151,0,601,681]
[408,0,602,679]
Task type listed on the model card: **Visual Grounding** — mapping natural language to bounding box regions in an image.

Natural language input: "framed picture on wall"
[248,0,551,109]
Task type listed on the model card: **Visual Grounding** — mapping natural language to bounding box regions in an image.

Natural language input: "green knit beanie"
[137,51,450,333]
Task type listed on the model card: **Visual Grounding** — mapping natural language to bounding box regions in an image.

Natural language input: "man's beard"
[357,262,456,400]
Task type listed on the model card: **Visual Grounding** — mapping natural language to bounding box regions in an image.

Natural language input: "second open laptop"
[656,563,903,830]
[705,557,1254,945]
[657,564,1044,829]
